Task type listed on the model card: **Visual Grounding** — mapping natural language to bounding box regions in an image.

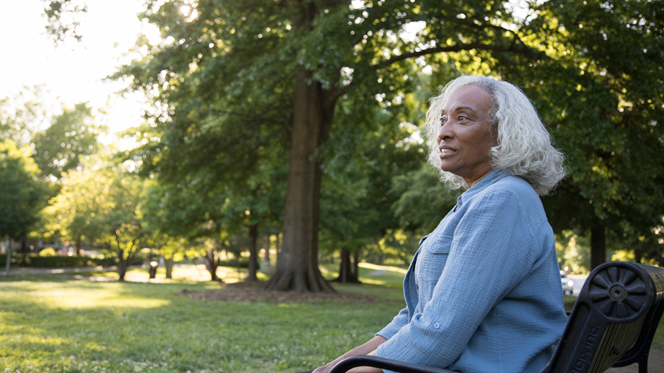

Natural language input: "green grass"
[2,263,663,372]
[0,267,405,373]
[51,264,269,283]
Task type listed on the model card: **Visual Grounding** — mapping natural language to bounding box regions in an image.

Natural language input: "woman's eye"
[457,115,467,121]
[440,115,448,124]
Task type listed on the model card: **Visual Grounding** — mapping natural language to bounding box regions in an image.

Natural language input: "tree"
[139,181,187,279]
[139,162,286,282]
[45,0,664,285]
[0,86,52,147]
[0,88,101,180]
[32,103,102,179]
[45,159,146,280]
[318,95,425,281]
[391,165,460,234]
[111,0,547,292]
[0,140,50,274]
[485,0,664,268]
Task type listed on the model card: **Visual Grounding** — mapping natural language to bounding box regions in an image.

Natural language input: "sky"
[0,0,529,143]
[0,0,159,144]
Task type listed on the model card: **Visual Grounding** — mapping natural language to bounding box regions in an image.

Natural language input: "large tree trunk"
[333,247,360,284]
[264,70,336,292]
[246,224,259,282]
[591,225,606,270]
[264,1,346,292]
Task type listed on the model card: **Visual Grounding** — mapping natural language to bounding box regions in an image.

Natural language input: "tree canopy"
[32,103,102,179]
[0,140,50,242]
[39,0,664,283]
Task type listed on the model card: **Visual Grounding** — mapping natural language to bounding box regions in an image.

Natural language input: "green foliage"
[109,0,547,280]
[487,0,664,261]
[319,103,424,257]
[0,140,51,241]
[32,102,103,179]
[391,165,461,233]
[556,231,592,275]
[217,257,249,269]
[43,0,664,267]
[0,253,104,268]
[43,158,147,280]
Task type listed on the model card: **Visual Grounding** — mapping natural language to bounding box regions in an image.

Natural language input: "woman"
[311,76,568,373]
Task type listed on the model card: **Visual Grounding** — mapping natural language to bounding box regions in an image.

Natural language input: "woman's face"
[437,84,497,187]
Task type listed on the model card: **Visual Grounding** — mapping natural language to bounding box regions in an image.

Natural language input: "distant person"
[307,76,568,373]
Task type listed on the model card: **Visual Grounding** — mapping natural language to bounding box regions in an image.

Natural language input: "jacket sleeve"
[376,307,410,340]
[375,234,428,341]
[376,190,537,368]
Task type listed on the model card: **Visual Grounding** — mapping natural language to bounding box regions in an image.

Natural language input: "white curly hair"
[424,75,566,196]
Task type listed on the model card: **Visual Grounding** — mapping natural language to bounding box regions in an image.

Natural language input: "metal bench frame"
[329,261,664,373]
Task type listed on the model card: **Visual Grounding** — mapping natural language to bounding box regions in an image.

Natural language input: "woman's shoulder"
[468,173,544,213]
[484,173,538,198]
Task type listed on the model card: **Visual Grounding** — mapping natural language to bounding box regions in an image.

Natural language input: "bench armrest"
[328,356,455,373]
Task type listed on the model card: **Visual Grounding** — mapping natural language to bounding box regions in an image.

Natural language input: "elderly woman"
[311,76,568,373]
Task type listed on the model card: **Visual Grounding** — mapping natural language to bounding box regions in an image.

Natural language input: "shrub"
[0,254,105,268]
[217,257,249,268]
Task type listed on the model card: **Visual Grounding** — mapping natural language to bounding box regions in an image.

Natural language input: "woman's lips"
[439,147,457,158]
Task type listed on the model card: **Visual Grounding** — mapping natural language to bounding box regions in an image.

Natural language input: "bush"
[0,254,105,268]
[217,257,249,268]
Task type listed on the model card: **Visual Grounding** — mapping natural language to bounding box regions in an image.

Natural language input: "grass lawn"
[0,264,407,373]
[2,263,664,372]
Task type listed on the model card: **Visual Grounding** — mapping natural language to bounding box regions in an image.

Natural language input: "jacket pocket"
[419,234,453,285]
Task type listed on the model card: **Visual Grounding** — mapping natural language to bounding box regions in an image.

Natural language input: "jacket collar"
[456,169,510,208]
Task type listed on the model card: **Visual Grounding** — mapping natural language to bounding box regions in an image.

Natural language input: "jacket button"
[433,323,440,329]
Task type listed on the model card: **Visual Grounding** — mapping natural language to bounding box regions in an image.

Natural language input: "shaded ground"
[178,281,399,303]
[606,348,664,373]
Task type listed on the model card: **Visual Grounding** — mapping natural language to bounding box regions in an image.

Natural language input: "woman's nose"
[438,121,452,141]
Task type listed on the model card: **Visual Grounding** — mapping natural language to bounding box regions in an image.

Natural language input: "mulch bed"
[177,281,397,303]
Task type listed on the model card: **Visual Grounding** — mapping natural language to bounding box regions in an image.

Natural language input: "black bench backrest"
[540,261,664,373]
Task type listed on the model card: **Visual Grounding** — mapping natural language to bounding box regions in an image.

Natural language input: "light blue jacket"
[376,170,567,373]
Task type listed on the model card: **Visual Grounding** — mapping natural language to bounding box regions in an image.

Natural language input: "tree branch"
[377,42,547,69]
[323,40,546,108]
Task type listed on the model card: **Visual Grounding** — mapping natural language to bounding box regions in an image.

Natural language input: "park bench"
[329,261,664,373]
